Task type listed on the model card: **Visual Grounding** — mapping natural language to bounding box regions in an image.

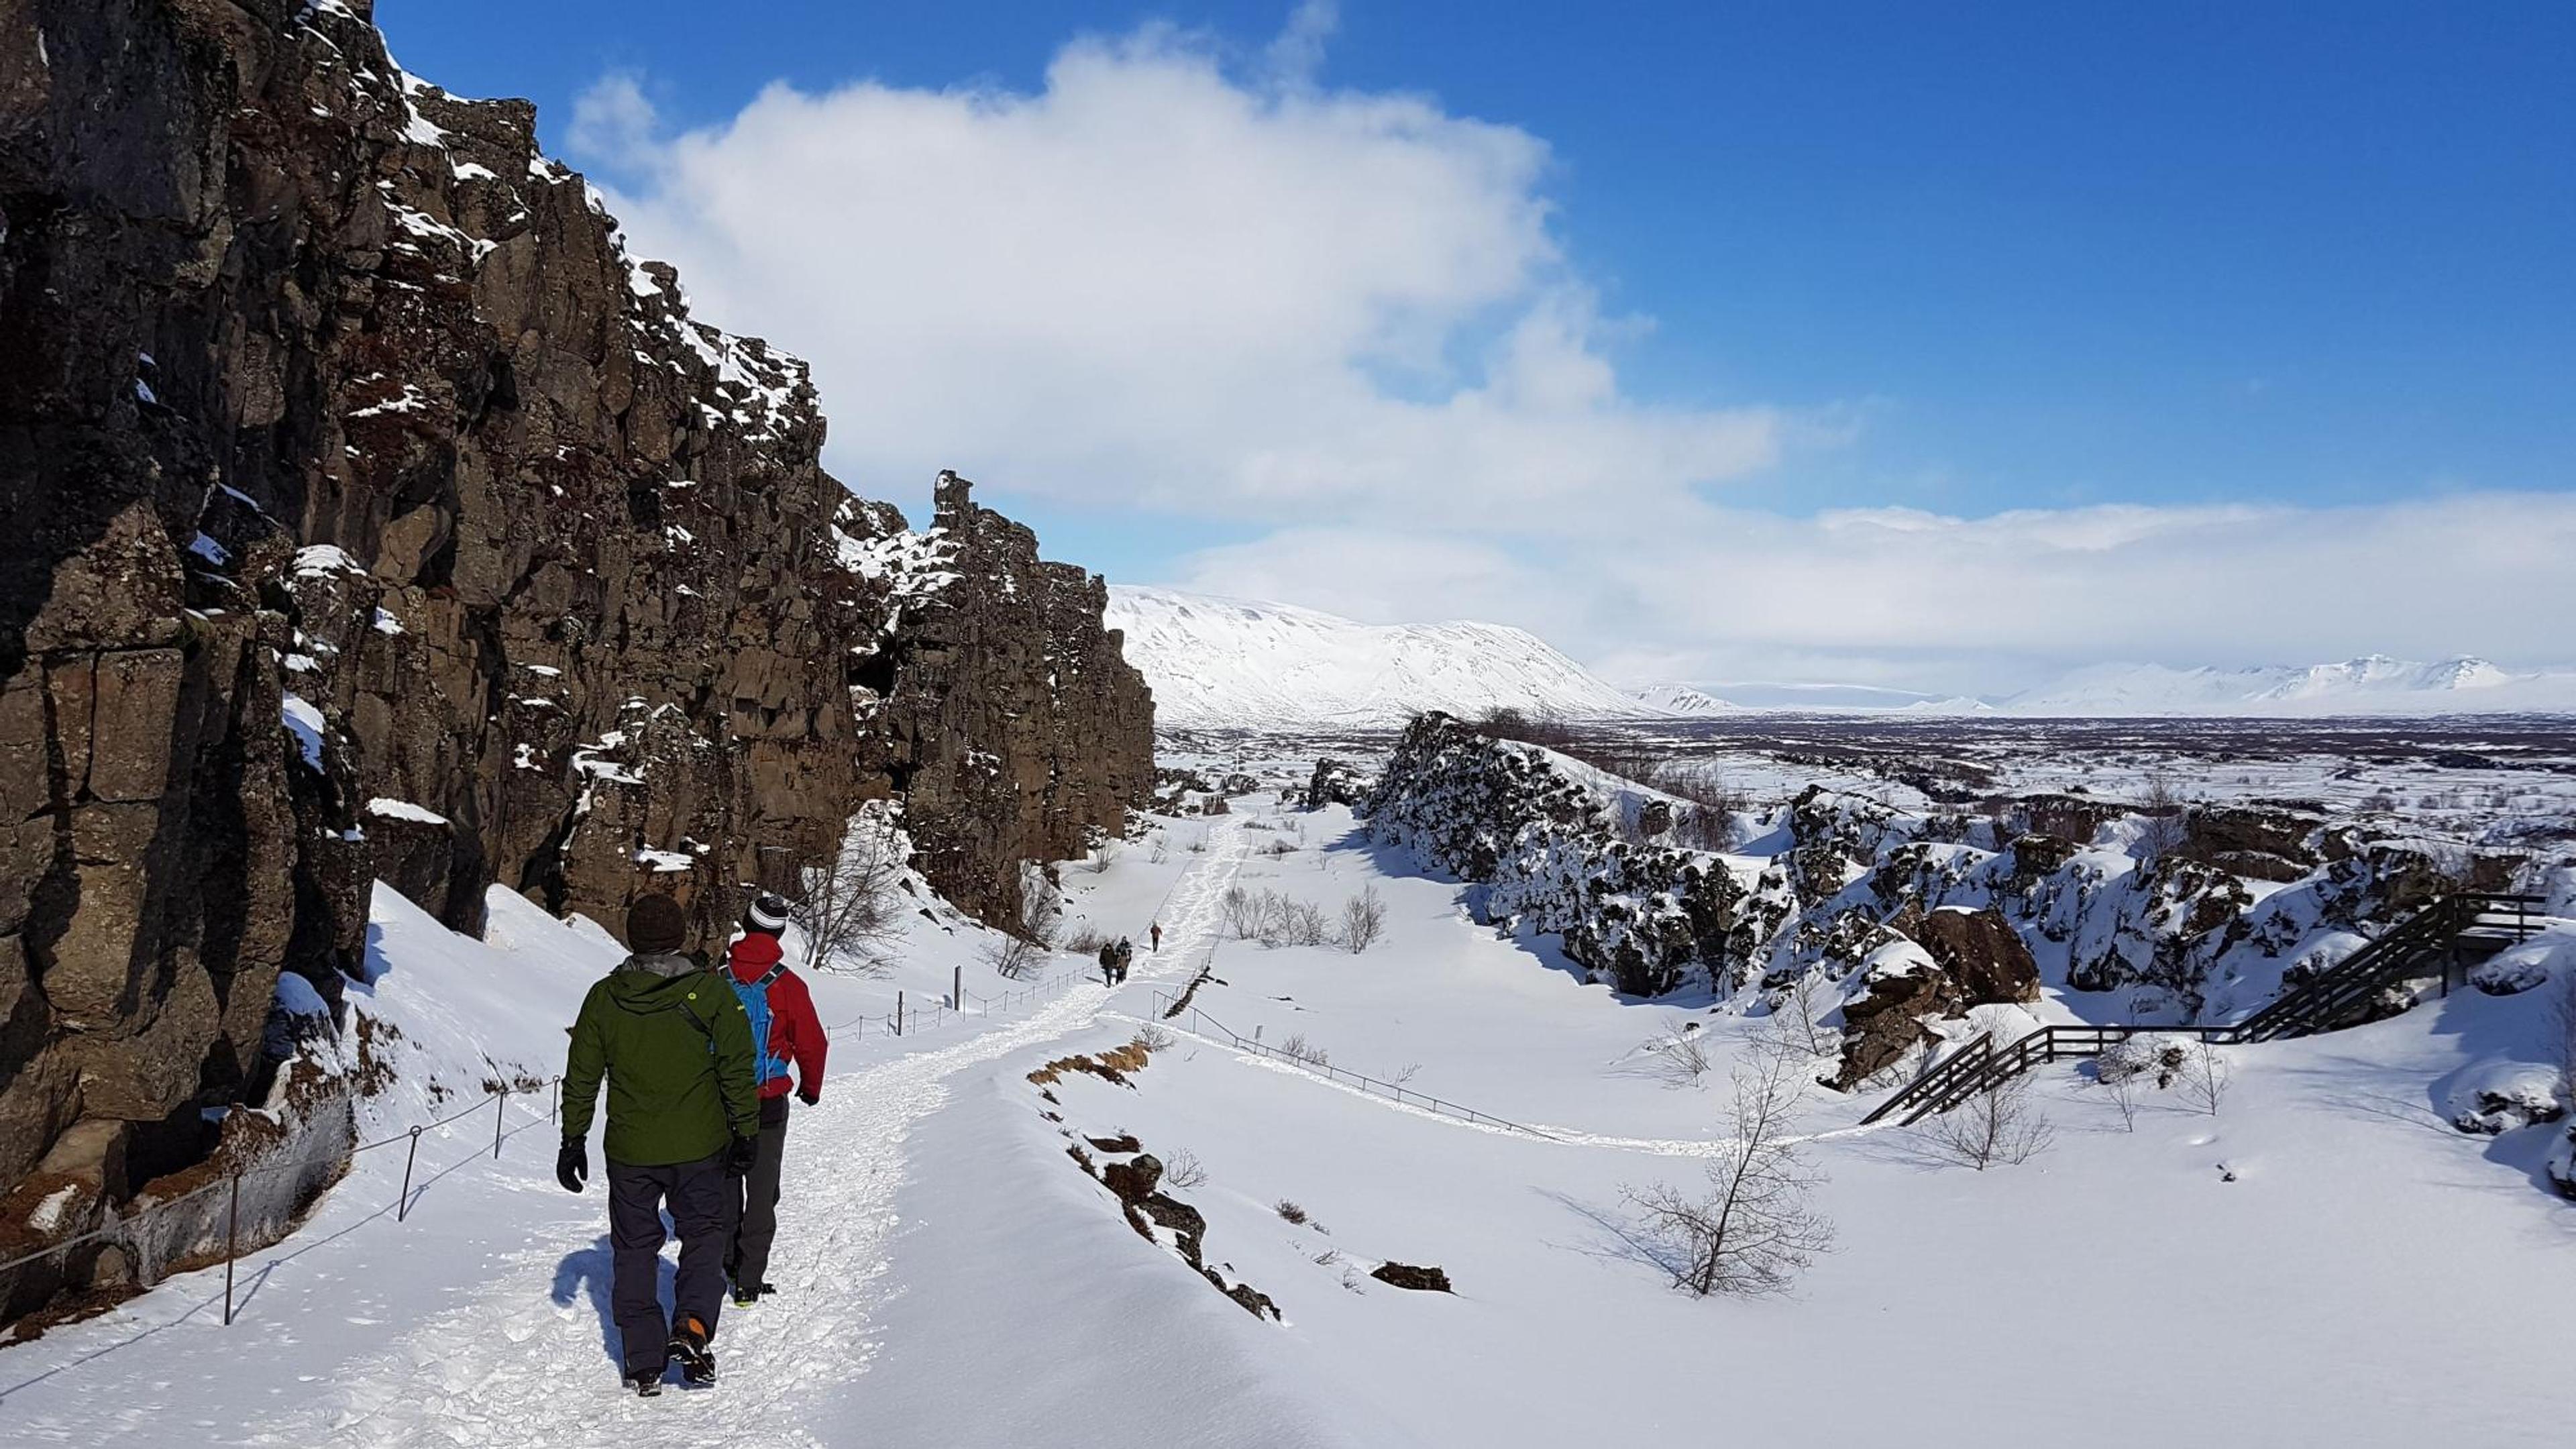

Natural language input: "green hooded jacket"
[561,952,760,1167]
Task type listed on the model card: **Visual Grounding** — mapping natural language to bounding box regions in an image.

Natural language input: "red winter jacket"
[723,933,828,1102]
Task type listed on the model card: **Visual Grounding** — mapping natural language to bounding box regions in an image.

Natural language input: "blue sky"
[379,1,2576,690]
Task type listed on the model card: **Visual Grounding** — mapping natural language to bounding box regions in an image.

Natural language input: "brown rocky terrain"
[0,0,1148,1316]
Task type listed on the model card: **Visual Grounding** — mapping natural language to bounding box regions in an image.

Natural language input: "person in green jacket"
[556,894,760,1397]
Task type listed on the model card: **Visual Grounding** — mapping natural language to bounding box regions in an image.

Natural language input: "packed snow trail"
[253,820,1248,1449]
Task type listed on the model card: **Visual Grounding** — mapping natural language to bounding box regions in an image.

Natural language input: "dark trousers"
[607,1151,731,1375]
[727,1099,790,1287]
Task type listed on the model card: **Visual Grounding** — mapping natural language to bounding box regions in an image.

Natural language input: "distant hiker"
[720,892,828,1309]
[558,894,761,1397]
[1097,940,1119,986]
[1150,921,1163,954]
[1114,936,1136,984]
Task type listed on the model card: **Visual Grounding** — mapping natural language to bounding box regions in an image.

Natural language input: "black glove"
[725,1135,757,1177]
[556,1140,588,1194]
[796,1084,821,1108]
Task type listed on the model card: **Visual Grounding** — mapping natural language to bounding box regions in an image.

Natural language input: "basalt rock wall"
[0,0,1149,1289]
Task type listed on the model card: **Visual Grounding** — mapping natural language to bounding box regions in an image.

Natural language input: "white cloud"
[574,21,1780,527]
[1171,492,2576,693]
[569,19,2565,697]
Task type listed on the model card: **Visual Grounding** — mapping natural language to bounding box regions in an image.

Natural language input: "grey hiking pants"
[727,1097,790,1288]
[607,1150,731,1375]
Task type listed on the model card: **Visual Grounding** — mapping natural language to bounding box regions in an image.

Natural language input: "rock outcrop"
[0,0,1149,1314]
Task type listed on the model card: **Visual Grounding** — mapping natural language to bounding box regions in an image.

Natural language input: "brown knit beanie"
[625,894,688,955]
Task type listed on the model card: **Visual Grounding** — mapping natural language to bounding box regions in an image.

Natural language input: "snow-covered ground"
[7,796,2572,1446]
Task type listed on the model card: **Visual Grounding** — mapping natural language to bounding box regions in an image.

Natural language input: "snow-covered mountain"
[1107,586,1654,728]
[1627,683,1741,716]
[1996,655,2576,716]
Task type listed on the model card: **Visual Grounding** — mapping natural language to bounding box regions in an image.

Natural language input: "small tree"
[792,812,906,975]
[1770,971,1840,1057]
[1338,886,1387,954]
[1084,839,1121,874]
[1018,866,1064,949]
[2176,1040,2232,1116]
[1620,1041,1833,1297]
[2135,773,2189,866]
[1926,1072,2056,1170]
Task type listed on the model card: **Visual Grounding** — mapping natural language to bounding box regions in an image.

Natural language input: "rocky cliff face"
[0,0,1148,1310]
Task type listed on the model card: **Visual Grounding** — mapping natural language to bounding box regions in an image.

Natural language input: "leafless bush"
[1767,971,1840,1057]
[1185,831,1208,853]
[1477,706,1576,749]
[982,930,1048,981]
[1275,1033,1330,1069]
[1925,1073,2056,1170]
[1275,1199,1309,1224]
[1008,865,1063,949]
[1271,898,1330,947]
[1164,1148,1209,1189]
[2095,1061,2141,1131]
[2135,773,2189,866]
[1063,925,1113,955]
[1391,1062,1424,1087]
[791,813,906,974]
[1655,764,1746,851]
[1221,885,1271,940]
[1618,1041,1833,1297]
[1148,833,1172,865]
[1641,1026,1713,1086]
[1265,837,1298,856]
[1338,886,1387,954]
[1084,839,1122,874]
[2176,1040,2232,1116]
[1134,1022,1175,1054]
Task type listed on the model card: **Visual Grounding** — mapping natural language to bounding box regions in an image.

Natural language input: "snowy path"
[248,820,1248,1449]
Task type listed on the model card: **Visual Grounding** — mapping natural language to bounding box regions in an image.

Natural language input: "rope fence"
[1146,990,1559,1140]
[0,1075,568,1328]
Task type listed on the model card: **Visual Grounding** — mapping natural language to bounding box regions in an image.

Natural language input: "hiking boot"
[668,1316,717,1386]
[629,1367,665,1398]
[731,1280,775,1308]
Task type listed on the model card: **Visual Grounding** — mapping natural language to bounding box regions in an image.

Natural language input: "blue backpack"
[730,961,792,1090]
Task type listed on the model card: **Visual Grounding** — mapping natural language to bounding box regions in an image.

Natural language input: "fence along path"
[1862,890,2548,1127]
[1148,983,1561,1140]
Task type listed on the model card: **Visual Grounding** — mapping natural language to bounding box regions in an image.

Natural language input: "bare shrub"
[1134,1022,1175,1054]
[1655,763,1746,851]
[1164,1148,1210,1189]
[1084,839,1122,874]
[1618,1041,1833,1297]
[1391,1062,1424,1087]
[1148,833,1172,865]
[1477,706,1575,749]
[1275,1033,1330,1069]
[1063,925,1113,956]
[1767,971,1840,1057]
[2176,1040,2232,1116]
[982,931,1047,981]
[791,813,906,974]
[2135,773,2189,865]
[1338,886,1387,954]
[2095,1061,2141,1132]
[1265,837,1297,857]
[1641,1026,1713,1086]
[1018,866,1063,948]
[1275,1199,1309,1224]
[1261,896,1330,949]
[1925,1073,2056,1170]
[1186,831,1209,854]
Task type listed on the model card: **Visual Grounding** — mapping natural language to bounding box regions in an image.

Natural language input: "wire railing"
[1,1075,566,1330]
[1147,990,1558,1140]
[822,967,1087,1041]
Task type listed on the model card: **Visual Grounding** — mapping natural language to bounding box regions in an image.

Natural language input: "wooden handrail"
[1861,891,2546,1126]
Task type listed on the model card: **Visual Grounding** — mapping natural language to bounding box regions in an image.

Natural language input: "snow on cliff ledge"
[1107,586,1657,729]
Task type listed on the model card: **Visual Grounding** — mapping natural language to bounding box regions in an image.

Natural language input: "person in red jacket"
[719,892,828,1307]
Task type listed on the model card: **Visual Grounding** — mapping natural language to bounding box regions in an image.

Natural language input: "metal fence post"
[896,990,905,1036]
[953,965,962,1012]
[492,1087,507,1159]
[223,1171,239,1326]
[398,1126,423,1222]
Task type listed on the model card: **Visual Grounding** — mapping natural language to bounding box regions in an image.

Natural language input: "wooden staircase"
[1860,892,2548,1127]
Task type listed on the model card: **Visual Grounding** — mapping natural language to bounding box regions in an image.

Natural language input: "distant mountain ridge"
[1992,654,2576,716]
[1107,587,1670,727]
